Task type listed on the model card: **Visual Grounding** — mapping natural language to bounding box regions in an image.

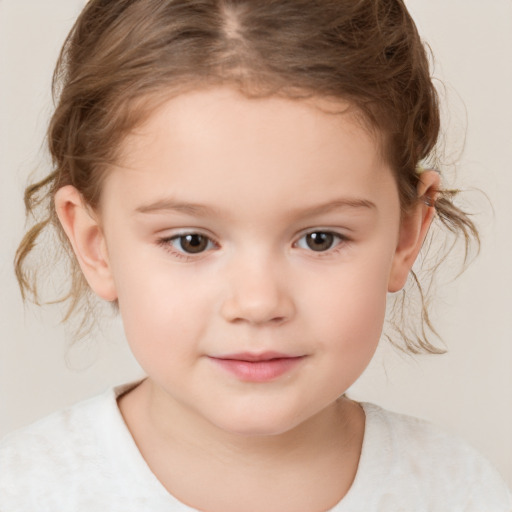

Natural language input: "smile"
[208,352,306,382]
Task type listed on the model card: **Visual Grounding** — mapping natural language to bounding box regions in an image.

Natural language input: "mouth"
[208,352,306,382]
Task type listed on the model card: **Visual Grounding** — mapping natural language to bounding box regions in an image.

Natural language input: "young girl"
[1,0,511,510]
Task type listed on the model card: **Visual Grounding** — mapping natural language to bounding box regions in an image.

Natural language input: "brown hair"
[15,0,478,352]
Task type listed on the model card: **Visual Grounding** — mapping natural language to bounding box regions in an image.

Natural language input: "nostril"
[219,293,295,325]
[219,263,296,324]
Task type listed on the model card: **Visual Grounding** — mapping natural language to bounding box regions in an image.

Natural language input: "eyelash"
[157,230,349,262]
[157,233,218,261]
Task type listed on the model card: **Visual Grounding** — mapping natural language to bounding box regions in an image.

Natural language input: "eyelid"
[156,227,351,261]
[294,228,349,242]
[293,229,350,253]
[157,230,219,260]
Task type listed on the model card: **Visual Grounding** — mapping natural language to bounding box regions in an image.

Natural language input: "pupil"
[181,234,207,254]
[307,232,333,252]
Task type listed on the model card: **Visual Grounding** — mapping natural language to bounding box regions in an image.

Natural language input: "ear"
[55,185,117,301]
[388,170,440,293]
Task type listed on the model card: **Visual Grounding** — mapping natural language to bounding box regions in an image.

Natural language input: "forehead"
[103,86,396,217]
[116,87,384,169]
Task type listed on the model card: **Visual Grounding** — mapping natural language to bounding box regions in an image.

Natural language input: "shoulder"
[344,403,512,511]
[0,388,113,482]
[0,382,144,510]
[1,387,112,449]
[362,402,479,462]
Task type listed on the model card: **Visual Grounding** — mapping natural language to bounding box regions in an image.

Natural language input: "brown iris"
[305,232,335,252]
[179,234,209,254]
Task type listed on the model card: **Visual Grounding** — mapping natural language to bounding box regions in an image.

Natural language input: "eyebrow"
[135,197,376,217]
[136,199,220,216]
[293,198,377,217]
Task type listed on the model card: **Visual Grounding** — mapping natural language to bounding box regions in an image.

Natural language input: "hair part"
[15,0,479,351]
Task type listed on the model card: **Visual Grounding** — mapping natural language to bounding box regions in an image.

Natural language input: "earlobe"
[388,170,440,293]
[55,185,117,301]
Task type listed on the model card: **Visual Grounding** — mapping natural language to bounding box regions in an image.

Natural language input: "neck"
[118,379,365,512]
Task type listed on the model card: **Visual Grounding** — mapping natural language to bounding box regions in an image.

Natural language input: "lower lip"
[209,356,305,382]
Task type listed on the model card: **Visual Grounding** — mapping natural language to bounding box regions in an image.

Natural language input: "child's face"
[88,87,412,435]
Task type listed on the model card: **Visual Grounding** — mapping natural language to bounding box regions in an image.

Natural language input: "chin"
[209,408,308,438]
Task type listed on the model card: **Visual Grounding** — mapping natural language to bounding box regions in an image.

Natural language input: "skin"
[55,86,439,512]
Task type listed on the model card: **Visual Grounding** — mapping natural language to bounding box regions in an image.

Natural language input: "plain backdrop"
[1,0,511,487]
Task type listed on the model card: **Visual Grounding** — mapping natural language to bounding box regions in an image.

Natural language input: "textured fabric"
[1,382,511,511]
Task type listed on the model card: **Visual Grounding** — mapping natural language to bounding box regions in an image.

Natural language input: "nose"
[219,253,295,325]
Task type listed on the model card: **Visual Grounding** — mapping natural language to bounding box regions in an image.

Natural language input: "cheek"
[325,283,386,356]
[112,254,217,359]
[305,253,390,317]
[299,253,392,358]
[325,286,386,390]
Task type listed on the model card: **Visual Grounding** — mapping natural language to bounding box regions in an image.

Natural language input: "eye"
[295,231,345,252]
[162,233,216,255]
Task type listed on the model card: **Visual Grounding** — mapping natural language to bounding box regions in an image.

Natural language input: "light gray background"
[1,0,511,486]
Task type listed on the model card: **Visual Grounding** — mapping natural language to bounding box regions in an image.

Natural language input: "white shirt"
[1,382,511,511]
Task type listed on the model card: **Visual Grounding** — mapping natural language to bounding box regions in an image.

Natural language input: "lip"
[208,352,306,382]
